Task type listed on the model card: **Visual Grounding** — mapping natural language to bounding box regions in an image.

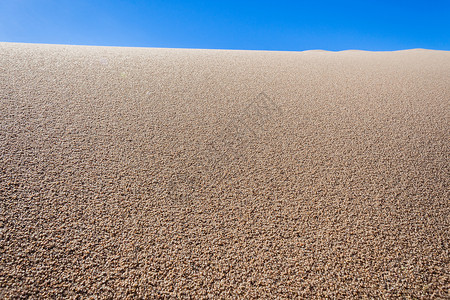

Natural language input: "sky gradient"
[1,0,449,51]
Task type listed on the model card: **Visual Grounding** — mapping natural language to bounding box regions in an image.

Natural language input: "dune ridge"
[0,42,449,298]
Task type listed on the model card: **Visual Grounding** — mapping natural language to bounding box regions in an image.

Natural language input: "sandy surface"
[0,42,449,298]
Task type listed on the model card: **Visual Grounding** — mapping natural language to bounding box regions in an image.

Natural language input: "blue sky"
[0,0,449,51]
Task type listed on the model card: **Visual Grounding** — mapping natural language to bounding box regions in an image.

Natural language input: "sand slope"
[0,43,449,298]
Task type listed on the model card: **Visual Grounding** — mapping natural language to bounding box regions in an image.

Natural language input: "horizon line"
[1,41,448,53]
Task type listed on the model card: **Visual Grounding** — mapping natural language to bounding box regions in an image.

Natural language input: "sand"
[0,42,449,298]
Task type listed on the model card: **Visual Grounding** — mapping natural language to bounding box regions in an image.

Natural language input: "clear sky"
[0,0,449,51]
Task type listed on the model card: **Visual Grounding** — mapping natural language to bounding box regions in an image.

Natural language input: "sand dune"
[0,42,449,298]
